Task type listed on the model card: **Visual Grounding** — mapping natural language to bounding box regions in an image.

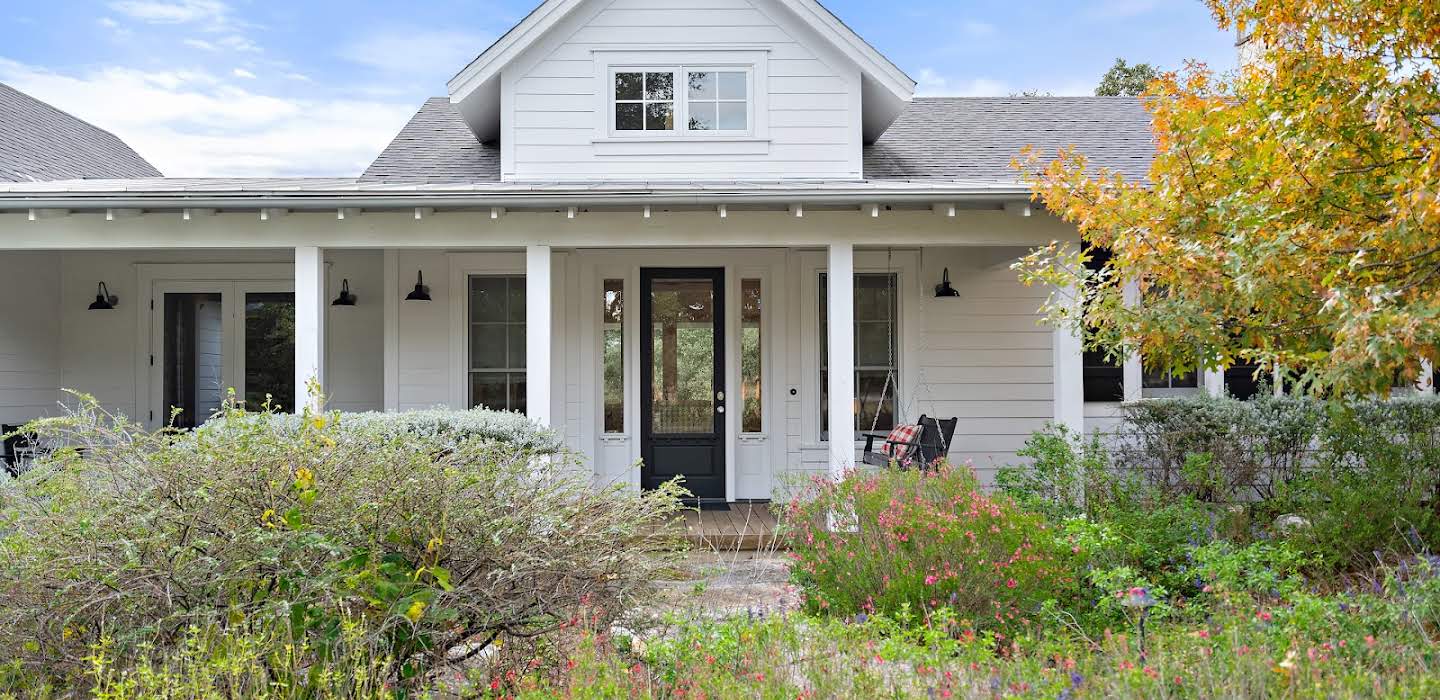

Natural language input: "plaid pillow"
[880,424,922,463]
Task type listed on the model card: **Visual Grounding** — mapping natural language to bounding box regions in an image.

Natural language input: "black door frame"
[639,267,727,503]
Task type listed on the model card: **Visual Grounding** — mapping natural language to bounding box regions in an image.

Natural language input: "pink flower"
[1006,579,1018,589]
[925,575,939,586]
[1256,610,1273,622]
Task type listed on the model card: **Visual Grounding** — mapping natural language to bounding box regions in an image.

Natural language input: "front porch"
[1,205,1083,497]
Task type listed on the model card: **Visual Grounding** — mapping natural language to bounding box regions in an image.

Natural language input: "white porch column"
[526,245,553,427]
[1121,280,1143,403]
[1204,369,1226,398]
[294,246,325,413]
[827,243,856,478]
[1052,282,1085,435]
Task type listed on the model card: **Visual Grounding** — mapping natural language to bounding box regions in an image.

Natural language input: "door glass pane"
[604,279,625,434]
[741,279,762,433]
[650,279,715,435]
[163,293,225,429]
[244,292,296,412]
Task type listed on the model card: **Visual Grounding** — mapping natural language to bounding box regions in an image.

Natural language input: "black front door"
[641,268,726,502]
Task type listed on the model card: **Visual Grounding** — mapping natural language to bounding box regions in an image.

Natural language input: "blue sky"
[0,0,1237,177]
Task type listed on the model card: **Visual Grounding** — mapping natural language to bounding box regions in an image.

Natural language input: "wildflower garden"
[4,392,1440,698]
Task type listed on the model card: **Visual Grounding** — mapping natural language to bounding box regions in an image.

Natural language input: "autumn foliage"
[1016,0,1440,396]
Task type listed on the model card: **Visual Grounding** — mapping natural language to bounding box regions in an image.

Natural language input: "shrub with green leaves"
[786,465,1079,631]
[0,396,684,693]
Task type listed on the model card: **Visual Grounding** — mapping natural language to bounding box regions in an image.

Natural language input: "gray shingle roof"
[359,95,1154,185]
[0,82,162,182]
[864,96,1155,182]
[361,97,500,183]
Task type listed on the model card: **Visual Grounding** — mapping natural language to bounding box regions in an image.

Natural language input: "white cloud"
[338,29,493,77]
[231,67,256,79]
[0,58,417,177]
[915,68,1098,97]
[98,17,120,29]
[282,72,312,82]
[107,0,229,25]
[915,69,1008,97]
[218,35,259,53]
[183,38,216,51]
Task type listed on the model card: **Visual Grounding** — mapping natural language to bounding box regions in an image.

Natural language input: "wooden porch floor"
[659,503,788,552]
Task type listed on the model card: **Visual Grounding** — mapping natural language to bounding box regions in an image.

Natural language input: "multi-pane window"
[603,279,625,433]
[469,276,526,413]
[687,71,748,131]
[613,68,750,135]
[614,72,674,132]
[741,279,762,433]
[1142,364,1200,396]
[819,273,898,440]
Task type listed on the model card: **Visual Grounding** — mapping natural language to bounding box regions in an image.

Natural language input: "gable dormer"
[447,0,914,182]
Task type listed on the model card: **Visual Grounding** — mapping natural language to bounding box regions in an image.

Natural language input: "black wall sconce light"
[88,282,119,310]
[934,268,960,298]
[332,279,358,306]
[405,271,432,302]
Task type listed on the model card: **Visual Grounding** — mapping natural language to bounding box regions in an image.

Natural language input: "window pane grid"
[469,276,526,412]
[818,272,899,439]
[615,71,674,131]
[687,71,748,131]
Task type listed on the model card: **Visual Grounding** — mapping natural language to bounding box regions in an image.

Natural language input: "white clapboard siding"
[915,247,1054,485]
[507,0,861,181]
[0,252,61,424]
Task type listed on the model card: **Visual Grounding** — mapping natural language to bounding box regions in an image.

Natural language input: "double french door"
[149,280,296,428]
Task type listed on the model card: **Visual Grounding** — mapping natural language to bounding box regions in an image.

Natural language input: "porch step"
[658,503,790,553]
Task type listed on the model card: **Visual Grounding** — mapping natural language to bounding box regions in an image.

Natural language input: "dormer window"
[610,66,752,137]
[614,72,674,131]
[686,71,748,131]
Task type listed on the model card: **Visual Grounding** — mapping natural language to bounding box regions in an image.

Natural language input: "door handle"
[717,406,726,414]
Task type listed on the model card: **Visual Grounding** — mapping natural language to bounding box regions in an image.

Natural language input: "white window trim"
[592,49,770,155]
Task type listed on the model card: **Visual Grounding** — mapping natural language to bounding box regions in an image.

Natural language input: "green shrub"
[1008,396,1440,570]
[995,424,1111,520]
[0,396,684,694]
[1114,393,1325,501]
[786,465,1079,630]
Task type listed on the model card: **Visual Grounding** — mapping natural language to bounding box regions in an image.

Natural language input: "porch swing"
[856,249,958,469]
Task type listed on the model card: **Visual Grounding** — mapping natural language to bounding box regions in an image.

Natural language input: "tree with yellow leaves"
[1015,0,1440,396]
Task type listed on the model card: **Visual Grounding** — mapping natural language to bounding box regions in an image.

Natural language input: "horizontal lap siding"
[917,248,1053,485]
[510,0,859,180]
[0,253,61,424]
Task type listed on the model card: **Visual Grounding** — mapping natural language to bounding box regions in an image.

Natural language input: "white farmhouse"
[0,0,1200,502]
